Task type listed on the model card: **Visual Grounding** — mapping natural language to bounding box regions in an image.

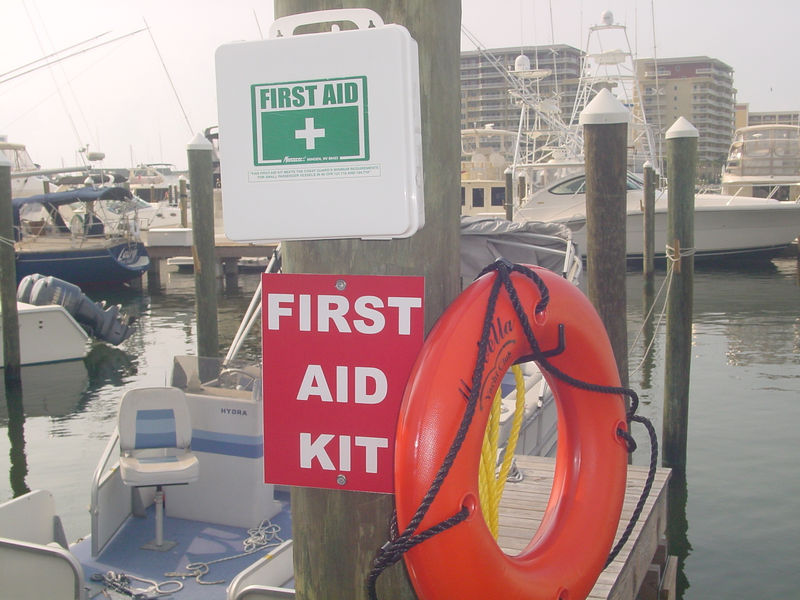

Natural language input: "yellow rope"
[478,364,527,539]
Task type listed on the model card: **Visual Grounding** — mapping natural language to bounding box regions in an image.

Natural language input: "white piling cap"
[666,116,699,139]
[579,88,630,125]
[187,132,213,150]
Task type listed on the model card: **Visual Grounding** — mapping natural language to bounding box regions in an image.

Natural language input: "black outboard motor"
[17,274,134,345]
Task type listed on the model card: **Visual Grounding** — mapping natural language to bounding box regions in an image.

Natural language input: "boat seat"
[118,386,199,551]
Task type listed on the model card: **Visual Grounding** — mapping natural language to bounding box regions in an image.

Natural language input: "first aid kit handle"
[268,8,385,39]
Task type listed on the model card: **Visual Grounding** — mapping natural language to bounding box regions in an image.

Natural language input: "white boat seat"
[117,386,199,550]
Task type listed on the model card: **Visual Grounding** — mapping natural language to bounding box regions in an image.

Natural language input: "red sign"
[261,273,424,493]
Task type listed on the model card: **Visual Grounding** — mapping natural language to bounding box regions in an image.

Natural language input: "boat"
[1,301,88,366]
[460,125,518,217]
[12,186,151,286]
[721,124,800,202]
[128,163,184,204]
[514,168,800,260]
[0,274,135,367]
[0,223,582,600]
[2,136,58,198]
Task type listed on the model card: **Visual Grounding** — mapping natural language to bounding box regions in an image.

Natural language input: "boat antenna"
[0,28,145,86]
[143,18,193,136]
[254,9,265,40]
[0,30,110,80]
[18,1,98,164]
[548,0,560,98]
[649,0,663,173]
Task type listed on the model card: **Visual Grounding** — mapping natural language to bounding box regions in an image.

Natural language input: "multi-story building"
[636,57,736,182]
[460,44,583,137]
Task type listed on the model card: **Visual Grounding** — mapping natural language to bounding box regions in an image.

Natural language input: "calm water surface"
[2,259,799,599]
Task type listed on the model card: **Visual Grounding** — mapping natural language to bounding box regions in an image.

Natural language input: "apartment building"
[460,45,583,138]
[636,56,736,181]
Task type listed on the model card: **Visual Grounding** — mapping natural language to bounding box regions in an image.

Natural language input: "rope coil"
[367,259,658,599]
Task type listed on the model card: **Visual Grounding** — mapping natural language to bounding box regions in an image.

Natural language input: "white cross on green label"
[251,76,369,166]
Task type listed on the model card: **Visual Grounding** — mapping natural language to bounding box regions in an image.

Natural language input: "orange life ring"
[394,264,628,600]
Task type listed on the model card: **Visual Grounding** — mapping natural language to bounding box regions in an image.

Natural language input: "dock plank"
[496,455,670,600]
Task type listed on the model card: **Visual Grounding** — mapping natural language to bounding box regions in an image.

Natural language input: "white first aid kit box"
[215,9,424,241]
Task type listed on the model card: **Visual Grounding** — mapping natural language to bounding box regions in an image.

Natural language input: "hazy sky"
[1,0,795,170]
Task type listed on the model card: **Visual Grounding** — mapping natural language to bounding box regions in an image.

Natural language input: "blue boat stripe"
[137,456,180,464]
[135,409,177,449]
[191,429,263,458]
[137,409,175,420]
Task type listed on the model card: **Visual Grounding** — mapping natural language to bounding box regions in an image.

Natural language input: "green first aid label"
[251,77,369,166]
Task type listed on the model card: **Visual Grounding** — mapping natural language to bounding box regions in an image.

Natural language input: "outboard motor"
[17,274,134,345]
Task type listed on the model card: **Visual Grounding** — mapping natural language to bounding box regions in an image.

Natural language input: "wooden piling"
[187,133,219,358]
[580,88,630,388]
[178,176,188,228]
[662,117,698,474]
[274,2,462,598]
[641,163,657,389]
[504,167,513,220]
[0,154,22,381]
[643,162,656,281]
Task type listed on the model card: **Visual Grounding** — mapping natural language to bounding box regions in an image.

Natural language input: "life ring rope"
[367,259,658,600]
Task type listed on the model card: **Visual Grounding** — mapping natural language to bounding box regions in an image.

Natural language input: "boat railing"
[90,428,138,557]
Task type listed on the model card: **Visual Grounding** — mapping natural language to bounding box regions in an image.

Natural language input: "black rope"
[366,259,658,598]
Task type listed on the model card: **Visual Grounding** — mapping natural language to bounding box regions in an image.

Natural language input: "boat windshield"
[549,173,644,195]
[1,146,37,172]
[724,126,800,177]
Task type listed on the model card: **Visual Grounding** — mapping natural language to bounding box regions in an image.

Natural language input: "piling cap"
[187,132,213,151]
[579,88,630,125]
[666,117,699,139]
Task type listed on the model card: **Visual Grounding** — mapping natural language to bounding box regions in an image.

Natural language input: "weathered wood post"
[580,87,630,388]
[187,133,219,358]
[178,176,189,228]
[504,167,514,220]
[662,117,698,474]
[0,152,22,381]
[640,162,657,388]
[274,1,462,598]
[643,161,656,282]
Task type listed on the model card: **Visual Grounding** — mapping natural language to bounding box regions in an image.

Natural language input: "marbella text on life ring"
[394,264,629,600]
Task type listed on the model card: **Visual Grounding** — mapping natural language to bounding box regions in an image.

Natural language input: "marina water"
[2,260,798,599]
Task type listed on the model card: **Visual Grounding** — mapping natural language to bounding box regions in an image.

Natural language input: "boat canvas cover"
[460,216,574,282]
[12,186,133,239]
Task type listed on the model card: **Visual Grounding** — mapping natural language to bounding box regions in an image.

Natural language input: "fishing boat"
[1,274,135,367]
[460,125,518,217]
[12,187,150,286]
[721,124,800,202]
[0,221,582,599]
[515,168,800,260]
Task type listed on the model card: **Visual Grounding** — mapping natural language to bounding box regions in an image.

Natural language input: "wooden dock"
[497,455,676,600]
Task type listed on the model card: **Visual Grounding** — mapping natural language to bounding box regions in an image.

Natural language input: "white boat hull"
[0,302,88,366]
[560,197,800,259]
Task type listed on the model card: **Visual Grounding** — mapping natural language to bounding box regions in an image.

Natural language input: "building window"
[472,188,484,208]
[461,186,465,206]
[491,187,505,206]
